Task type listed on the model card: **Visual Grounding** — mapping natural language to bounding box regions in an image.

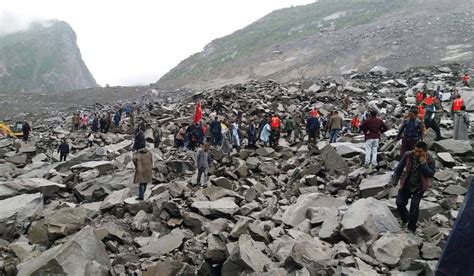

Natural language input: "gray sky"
[1,0,314,86]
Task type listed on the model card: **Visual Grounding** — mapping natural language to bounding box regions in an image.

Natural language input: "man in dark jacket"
[306,115,320,145]
[196,143,212,186]
[390,142,435,233]
[210,117,221,146]
[133,129,146,151]
[247,119,257,149]
[359,110,389,169]
[58,139,70,162]
[396,109,424,156]
[22,121,31,143]
[424,98,442,141]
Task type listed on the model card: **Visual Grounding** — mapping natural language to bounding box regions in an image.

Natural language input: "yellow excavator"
[0,122,24,138]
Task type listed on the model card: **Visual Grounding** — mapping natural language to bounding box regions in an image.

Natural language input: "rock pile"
[0,64,472,275]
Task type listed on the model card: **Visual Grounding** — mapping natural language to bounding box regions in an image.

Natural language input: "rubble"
[0,64,472,274]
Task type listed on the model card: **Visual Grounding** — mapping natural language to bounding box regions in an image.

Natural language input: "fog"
[0,1,314,86]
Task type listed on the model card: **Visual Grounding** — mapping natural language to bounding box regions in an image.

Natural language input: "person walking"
[114,111,121,129]
[396,109,424,156]
[306,113,320,145]
[424,98,443,141]
[326,110,343,143]
[247,119,257,149]
[153,125,162,148]
[210,117,221,146]
[451,94,465,117]
[133,147,153,200]
[343,95,350,111]
[231,121,241,151]
[270,114,281,148]
[196,143,213,187]
[462,73,471,87]
[359,110,389,169]
[453,105,470,140]
[284,115,299,143]
[175,125,186,149]
[351,114,360,133]
[22,121,31,144]
[133,128,146,151]
[58,139,70,162]
[390,142,436,233]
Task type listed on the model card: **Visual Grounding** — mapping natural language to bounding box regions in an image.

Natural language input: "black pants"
[396,184,424,232]
[211,133,220,146]
[424,119,442,140]
[60,153,68,162]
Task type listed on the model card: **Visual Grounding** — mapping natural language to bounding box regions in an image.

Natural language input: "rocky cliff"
[156,0,474,90]
[0,20,98,93]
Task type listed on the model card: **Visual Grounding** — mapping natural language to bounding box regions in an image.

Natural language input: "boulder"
[370,232,419,267]
[332,142,365,158]
[320,145,347,174]
[282,193,345,227]
[71,161,115,174]
[284,231,332,270]
[100,188,131,211]
[437,152,456,167]
[341,198,400,244]
[211,177,234,190]
[359,173,391,198]
[44,207,88,237]
[432,139,472,156]
[0,193,44,240]
[444,184,467,195]
[140,228,185,256]
[0,178,65,200]
[222,234,272,275]
[256,147,275,157]
[192,197,240,217]
[17,226,111,275]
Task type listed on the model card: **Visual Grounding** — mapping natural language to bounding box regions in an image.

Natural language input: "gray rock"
[332,142,365,158]
[0,178,65,200]
[222,234,272,275]
[100,188,131,211]
[140,228,185,256]
[256,147,275,157]
[246,157,260,170]
[17,226,110,275]
[434,170,455,182]
[282,193,345,227]
[341,198,400,244]
[45,207,88,237]
[0,193,44,240]
[433,139,472,156]
[211,177,234,190]
[437,152,456,167]
[444,184,467,195]
[71,161,115,174]
[284,231,332,270]
[359,173,391,198]
[320,145,347,174]
[307,207,339,225]
[192,197,240,217]
[319,215,341,243]
[421,242,441,260]
[370,232,419,267]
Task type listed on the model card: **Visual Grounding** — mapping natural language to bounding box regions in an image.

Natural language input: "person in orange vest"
[462,73,471,87]
[451,94,464,117]
[424,92,434,105]
[270,114,281,148]
[418,103,426,121]
[416,90,425,104]
[351,114,360,133]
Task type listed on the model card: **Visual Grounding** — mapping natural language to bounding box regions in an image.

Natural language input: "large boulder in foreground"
[282,193,345,227]
[0,193,43,240]
[222,234,272,275]
[0,178,65,200]
[370,232,420,267]
[340,198,400,244]
[17,226,111,276]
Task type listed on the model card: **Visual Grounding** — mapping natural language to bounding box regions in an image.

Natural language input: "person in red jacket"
[463,73,470,87]
[359,110,389,169]
[451,94,464,117]
[416,90,425,104]
[418,104,426,121]
[270,114,281,148]
[351,114,360,133]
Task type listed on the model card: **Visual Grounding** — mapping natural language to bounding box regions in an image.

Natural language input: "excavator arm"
[0,123,17,138]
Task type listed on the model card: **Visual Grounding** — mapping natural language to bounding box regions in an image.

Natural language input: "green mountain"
[157,0,473,90]
[0,20,98,93]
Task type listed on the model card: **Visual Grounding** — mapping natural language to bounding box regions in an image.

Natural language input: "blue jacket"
[306,117,320,130]
[396,119,423,140]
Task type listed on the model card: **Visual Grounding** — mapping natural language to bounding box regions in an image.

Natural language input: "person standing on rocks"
[284,115,297,143]
[113,110,121,129]
[306,113,320,145]
[260,120,271,147]
[343,95,350,111]
[22,121,31,144]
[231,120,241,151]
[133,147,153,200]
[451,94,465,118]
[351,114,360,133]
[416,89,425,105]
[196,122,205,146]
[390,141,436,233]
[270,114,281,148]
[91,115,99,133]
[326,110,343,143]
[87,132,94,148]
[186,123,198,151]
[359,110,389,169]
[210,117,221,146]
[133,128,146,151]
[153,124,162,148]
[258,116,269,142]
[463,73,471,87]
[424,97,443,141]
[196,143,212,187]
[396,108,424,156]
[58,139,70,162]
[175,124,186,149]
[105,113,112,133]
[81,114,88,130]
[246,119,257,149]
[453,105,470,140]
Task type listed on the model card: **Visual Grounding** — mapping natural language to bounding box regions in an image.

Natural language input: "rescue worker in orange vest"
[451,94,464,117]
[270,114,281,148]
[418,104,426,122]
[416,90,425,104]
[351,114,360,133]
[462,73,470,87]
[424,92,434,105]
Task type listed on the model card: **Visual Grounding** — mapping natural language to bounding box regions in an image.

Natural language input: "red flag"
[194,100,202,123]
